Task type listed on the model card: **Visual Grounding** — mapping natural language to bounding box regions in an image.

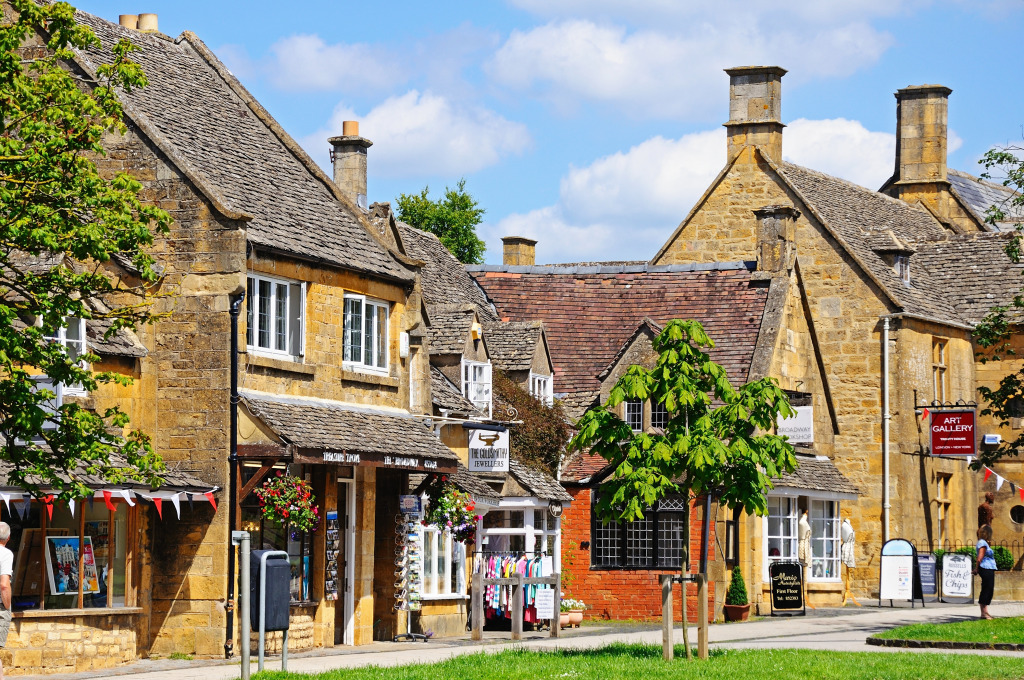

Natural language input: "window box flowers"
[254,473,320,533]
[423,474,479,544]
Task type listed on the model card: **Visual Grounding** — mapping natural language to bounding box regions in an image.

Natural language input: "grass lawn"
[253,644,1024,680]
[873,616,1024,644]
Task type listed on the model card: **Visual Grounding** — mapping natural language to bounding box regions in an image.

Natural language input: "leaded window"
[590,494,687,568]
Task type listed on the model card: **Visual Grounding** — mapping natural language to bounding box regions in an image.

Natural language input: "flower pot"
[568,610,584,627]
[559,612,571,629]
[723,603,751,622]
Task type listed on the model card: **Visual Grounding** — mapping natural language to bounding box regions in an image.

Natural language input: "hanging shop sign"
[878,538,924,607]
[930,410,976,457]
[778,405,814,444]
[467,428,510,472]
[940,553,973,604]
[294,448,453,472]
[916,554,938,602]
[769,561,805,616]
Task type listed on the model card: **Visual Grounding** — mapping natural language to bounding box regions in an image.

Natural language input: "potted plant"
[254,473,320,533]
[723,566,751,622]
[560,597,586,628]
[423,475,480,543]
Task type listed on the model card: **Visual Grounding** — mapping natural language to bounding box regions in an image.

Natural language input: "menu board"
[941,553,973,603]
[325,511,340,601]
[917,554,937,601]
[769,561,804,616]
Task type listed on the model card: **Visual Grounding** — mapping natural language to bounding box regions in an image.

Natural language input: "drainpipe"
[225,291,245,657]
[699,493,712,575]
[881,316,891,543]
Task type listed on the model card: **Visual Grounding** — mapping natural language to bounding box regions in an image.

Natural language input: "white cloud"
[489,118,902,263]
[301,90,532,178]
[486,20,891,119]
[264,34,404,93]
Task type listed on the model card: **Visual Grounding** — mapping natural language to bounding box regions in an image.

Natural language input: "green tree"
[493,369,571,476]
[972,144,1024,468]
[0,0,171,497]
[396,178,485,264]
[569,320,797,657]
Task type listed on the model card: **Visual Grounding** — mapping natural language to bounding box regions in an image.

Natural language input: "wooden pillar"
[697,574,708,660]
[550,572,560,639]
[471,567,483,641]
[511,572,523,641]
[660,574,673,661]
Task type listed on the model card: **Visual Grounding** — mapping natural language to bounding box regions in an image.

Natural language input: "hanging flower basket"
[254,473,320,533]
[423,475,480,544]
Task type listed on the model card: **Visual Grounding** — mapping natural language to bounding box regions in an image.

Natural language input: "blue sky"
[79,1,1024,263]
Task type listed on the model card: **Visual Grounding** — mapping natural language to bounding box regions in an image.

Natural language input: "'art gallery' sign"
[930,410,976,457]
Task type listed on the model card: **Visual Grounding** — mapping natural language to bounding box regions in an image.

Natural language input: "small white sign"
[778,405,814,444]
[880,555,914,600]
[942,554,973,599]
[468,429,510,472]
[534,589,555,619]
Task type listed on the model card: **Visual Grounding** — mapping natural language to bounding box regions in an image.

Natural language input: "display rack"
[393,510,426,642]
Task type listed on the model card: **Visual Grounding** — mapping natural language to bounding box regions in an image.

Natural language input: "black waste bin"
[250,549,290,632]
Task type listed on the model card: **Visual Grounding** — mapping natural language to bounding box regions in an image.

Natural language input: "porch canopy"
[771,454,860,500]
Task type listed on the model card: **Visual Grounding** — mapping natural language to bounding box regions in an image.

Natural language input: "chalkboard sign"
[769,561,805,616]
[940,553,973,604]
[916,554,937,602]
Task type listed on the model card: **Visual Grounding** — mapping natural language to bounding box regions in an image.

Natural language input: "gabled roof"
[483,320,547,373]
[949,169,1022,231]
[560,450,610,484]
[397,223,496,318]
[772,454,860,498]
[597,318,662,381]
[469,262,770,420]
[426,304,478,355]
[74,12,411,282]
[430,366,479,414]
[508,459,572,502]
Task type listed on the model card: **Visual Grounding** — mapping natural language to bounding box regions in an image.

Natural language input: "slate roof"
[484,321,545,373]
[426,304,477,355]
[240,390,458,463]
[508,459,573,502]
[397,223,496,319]
[912,232,1024,325]
[74,12,411,282]
[772,455,860,497]
[87,318,148,358]
[469,263,770,420]
[949,169,1022,231]
[430,366,479,414]
[0,453,213,493]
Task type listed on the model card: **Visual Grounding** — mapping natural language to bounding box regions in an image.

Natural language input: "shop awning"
[770,454,860,500]
[241,390,459,473]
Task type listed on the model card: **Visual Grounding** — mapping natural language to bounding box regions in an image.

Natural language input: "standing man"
[0,522,13,679]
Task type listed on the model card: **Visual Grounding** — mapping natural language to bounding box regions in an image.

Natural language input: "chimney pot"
[328,123,373,210]
[502,236,537,266]
[724,66,786,165]
[137,13,158,32]
[118,14,139,29]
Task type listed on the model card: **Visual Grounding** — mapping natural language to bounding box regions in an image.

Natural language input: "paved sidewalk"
[21,601,1024,680]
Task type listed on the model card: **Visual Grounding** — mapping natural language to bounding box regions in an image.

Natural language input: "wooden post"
[471,565,483,641]
[660,574,674,660]
[511,572,523,641]
[551,572,560,638]
[696,574,708,660]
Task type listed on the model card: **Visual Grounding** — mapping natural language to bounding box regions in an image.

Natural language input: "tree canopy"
[0,0,171,497]
[396,178,486,264]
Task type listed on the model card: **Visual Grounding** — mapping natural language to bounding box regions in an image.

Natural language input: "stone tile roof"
[484,321,545,373]
[397,223,496,319]
[597,318,662,380]
[430,366,479,414]
[773,455,860,496]
[450,464,502,504]
[427,304,477,355]
[240,390,457,463]
[0,454,213,492]
[912,232,1024,325]
[949,169,1022,231]
[469,264,770,420]
[560,450,609,484]
[508,459,573,502]
[779,162,963,324]
[87,318,148,358]
[74,12,411,282]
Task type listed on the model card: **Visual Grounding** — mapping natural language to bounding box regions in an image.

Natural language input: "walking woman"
[975,524,997,619]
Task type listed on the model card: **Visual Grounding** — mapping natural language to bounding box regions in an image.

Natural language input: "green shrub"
[992,545,1015,571]
[725,566,748,606]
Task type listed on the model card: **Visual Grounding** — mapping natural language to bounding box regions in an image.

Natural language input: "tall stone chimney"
[754,205,799,272]
[893,85,951,186]
[502,236,537,266]
[725,66,786,165]
[328,121,372,210]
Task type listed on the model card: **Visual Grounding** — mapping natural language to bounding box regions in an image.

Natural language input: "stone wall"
[3,612,141,675]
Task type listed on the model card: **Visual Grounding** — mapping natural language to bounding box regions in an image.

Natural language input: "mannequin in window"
[840,518,858,606]
[797,511,811,566]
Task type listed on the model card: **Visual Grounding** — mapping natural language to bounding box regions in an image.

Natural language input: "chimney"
[119,14,138,29]
[502,236,537,266]
[137,13,158,32]
[724,66,786,165]
[753,205,799,272]
[328,121,372,210]
[893,85,951,187]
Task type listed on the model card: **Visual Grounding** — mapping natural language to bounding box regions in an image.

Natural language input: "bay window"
[343,294,388,372]
[809,500,840,581]
[765,496,798,573]
[421,526,466,598]
[462,360,492,417]
[529,372,553,406]
[246,274,304,357]
[43,317,86,395]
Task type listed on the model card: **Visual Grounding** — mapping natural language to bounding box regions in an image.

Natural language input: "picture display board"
[324,511,340,601]
[940,553,974,604]
[916,554,938,602]
[769,561,805,616]
[45,536,100,595]
[878,538,923,607]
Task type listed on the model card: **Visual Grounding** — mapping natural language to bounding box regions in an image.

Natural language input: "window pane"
[593,519,619,567]
[657,513,685,567]
[651,401,669,430]
[65,318,85,362]
[83,501,111,608]
[363,304,374,366]
[246,277,254,346]
[424,529,436,595]
[258,280,271,348]
[344,298,362,363]
[288,282,303,356]
[275,283,288,352]
[625,400,643,432]
[376,304,386,368]
[624,516,653,566]
[111,504,127,607]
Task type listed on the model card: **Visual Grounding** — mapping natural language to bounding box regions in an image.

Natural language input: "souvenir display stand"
[393,510,427,642]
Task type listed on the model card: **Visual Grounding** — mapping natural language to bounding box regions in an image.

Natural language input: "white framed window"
[462,360,492,417]
[765,496,798,579]
[343,294,388,372]
[529,372,553,406]
[894,255,910,286]
[650,400,669,430]
[625,399,643,432]
[246,274,305,357]
[44,317,87,395]
[420,526,466,598]
[809,500,840,581]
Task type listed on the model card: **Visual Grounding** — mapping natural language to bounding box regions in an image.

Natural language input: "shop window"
[42,317,87,395]
[420,526,466,597]
[247,274,304,357]
[7,497,134,612]
[809,500,840,581]
[240,464,312,602]
[479,508,558,558]
[1010,505,1024,524]
[624,400,643,432]
[766,496,797,572]
[590,495,686,568]
[342,294,388,372]
[529,373,553,406]
[462,360,492,417]
[932,339,948,403]
[936,473,952,545]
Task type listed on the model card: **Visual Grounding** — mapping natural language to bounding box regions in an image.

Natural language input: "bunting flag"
[170,493,181,519]
[204,490,217,512]
[20,494,30,520]
[1021,487,1024,502]
[186,493,195,512]
[1011,482,1018,495]
[43,495,54,521]
[68,498,76,518]
[88,495,95,512]
[996,475,1005,492]
[118,489,136,507]
[102,490,117,512]
[984,468,993,482]
[966,456,974,467]
[0,494,10,517]
[153,496,163,520]
[920,407,930,421]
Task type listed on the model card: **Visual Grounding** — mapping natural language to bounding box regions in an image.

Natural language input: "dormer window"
[894,255,910,286]
[43,317,87,395]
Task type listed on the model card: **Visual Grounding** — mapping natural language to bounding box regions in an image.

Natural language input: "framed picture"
[45,537,100,595]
